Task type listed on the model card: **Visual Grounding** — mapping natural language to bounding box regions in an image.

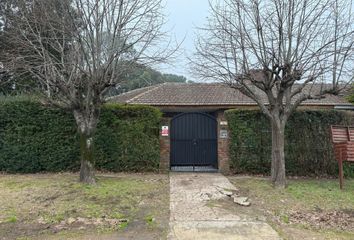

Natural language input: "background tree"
[0,0,43,95]
[106,64,188,96]
[1,1,19,94]
[192,0,354,187]
[0,63,14,95]
[4,0,173,183]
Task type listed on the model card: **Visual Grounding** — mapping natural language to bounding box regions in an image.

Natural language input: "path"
[168,173,280,240]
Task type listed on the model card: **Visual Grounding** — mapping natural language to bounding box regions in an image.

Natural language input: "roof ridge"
[161,82,223,86]
[126,83,164,103]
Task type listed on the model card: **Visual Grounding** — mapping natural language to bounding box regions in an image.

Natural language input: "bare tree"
[4,0,172,183]
[192,0,354,187]
[330,0,354,92]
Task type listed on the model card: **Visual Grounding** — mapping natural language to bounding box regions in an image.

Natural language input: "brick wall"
[216,110,230,174]
[159,117,171,172]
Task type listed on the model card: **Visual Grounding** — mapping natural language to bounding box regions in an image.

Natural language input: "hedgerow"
[0,99,161,173]
[225,109,354,177]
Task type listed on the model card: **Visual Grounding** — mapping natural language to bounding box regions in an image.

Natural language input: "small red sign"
[161,126,169,136]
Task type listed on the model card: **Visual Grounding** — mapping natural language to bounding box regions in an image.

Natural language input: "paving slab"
[168,173,281,240]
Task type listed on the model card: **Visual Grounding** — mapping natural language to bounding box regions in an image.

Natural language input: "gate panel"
[170,113,217,168]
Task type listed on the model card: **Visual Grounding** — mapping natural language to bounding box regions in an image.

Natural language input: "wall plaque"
[220,130,228,139]
[220,121,228,126]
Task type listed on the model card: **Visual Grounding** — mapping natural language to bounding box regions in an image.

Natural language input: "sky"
[158,0,210,81]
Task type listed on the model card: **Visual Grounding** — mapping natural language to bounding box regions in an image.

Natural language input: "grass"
[228,176,354,240]
[0,173,169,239]
[230,177,354,212]
[5,216,17,223]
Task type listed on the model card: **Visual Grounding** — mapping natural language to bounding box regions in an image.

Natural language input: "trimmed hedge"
[225,110,354,177]
[0,100,79,173]
[94,104,161,172]
[0,99,161,173]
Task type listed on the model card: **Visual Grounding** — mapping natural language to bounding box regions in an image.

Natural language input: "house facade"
[108,83,354,173]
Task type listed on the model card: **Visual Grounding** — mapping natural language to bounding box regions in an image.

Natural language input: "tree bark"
[74,110,98,184]
[79,131,96,184]
[270,119,286,188]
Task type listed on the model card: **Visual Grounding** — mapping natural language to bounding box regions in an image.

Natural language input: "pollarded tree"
[4,0,173,183]
[192,0,354,187]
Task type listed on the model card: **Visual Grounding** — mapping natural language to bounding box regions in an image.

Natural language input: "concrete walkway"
[168,173,281,240]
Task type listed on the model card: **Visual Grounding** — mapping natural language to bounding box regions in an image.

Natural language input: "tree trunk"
[270,120,286,188]
[79,131,96,184]
[74,110,98,184]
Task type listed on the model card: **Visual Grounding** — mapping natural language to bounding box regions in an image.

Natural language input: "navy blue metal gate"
[170,113,218,169]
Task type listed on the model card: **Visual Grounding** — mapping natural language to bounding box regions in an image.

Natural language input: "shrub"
[94,104,161,172]
[0,99,161,173]
[225,109,354,177]
[0,101,79,173]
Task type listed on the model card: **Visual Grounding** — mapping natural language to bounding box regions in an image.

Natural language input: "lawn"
[228,176,354,240]
[0,173,169,240]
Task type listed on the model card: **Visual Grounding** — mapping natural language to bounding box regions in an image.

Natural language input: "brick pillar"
[159,117,170,173]
[217,111,230,174]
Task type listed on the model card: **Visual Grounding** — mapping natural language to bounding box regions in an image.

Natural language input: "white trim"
[334,105,354,110]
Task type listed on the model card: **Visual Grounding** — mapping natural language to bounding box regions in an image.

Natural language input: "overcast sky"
[159,0,210,81]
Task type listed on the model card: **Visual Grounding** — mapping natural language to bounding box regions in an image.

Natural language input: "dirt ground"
[0,173,169,240]
[2,173,353,240]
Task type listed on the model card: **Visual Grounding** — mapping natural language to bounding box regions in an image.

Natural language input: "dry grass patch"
[227,176,354,240]
[0,173,169,240]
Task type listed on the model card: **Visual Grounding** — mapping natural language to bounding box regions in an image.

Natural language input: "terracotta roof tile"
[107,83,352,106]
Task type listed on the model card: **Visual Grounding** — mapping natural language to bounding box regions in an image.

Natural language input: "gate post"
[217,111,230,174]
[159,117,170,173]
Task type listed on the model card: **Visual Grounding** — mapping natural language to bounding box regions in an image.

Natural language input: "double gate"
[170,112,218,169]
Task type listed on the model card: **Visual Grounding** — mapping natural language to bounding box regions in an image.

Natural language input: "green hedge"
[94,104,161,172]
[225,110,354,177]
[0,99,161,173]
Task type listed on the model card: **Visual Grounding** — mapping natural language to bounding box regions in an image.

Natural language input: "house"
[108,82,354,173]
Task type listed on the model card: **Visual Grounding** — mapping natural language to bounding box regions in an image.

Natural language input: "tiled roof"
[107,83,352,106]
